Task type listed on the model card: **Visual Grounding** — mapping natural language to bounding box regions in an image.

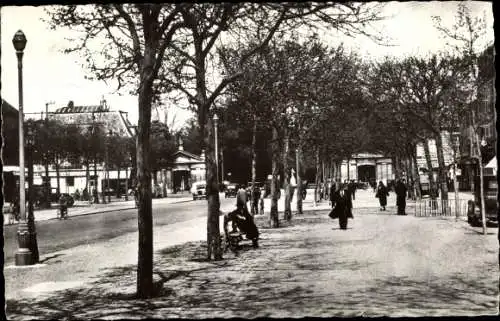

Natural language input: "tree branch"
[114,4,143,67]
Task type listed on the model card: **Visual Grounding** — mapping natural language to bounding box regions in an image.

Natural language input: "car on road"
[32,186,75,207]
[190,181,207,200]
[467,171,498,227]
[225,183,238,198]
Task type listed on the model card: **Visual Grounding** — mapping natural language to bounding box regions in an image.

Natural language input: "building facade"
[340,153,394,185]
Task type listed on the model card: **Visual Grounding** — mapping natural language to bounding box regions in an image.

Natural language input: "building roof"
[173,149,202,162]
[1,99,19,117]
[49,103,136,137]
[54,105,109,114]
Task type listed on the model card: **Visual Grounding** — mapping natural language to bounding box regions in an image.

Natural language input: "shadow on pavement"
[6,214,498,319]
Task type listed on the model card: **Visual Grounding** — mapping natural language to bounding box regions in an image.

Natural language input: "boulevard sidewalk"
[3,194,194,226]
[5,194,497,318]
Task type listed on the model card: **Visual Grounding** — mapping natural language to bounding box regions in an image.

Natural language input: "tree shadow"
[6,215,498,319]
[38,253,65,264]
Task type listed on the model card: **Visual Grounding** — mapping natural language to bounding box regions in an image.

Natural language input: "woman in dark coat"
[375,181,389,211]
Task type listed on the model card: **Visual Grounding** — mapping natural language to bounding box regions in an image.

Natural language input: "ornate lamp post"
[213,113,219,187]
[13,30,32,266]
[26,122,39,263]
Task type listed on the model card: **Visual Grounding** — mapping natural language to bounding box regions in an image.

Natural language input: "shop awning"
[485,156,497,169]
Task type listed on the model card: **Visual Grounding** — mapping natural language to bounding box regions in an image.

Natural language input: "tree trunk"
[45,160,51,208]
[85,161,90,194]
[435,133,449,202]
[270,126,280,228]
[55,157,61,198]
[135,47,155,299]
[162,169,167,198]
[205,114,222,260]
[94,156,99,204]
[346,158,350,181]
[296,144,303,214]
[251,116,257,215]
[322,159,327,201]
[283,131,292,221]
[472,110,487,235]
[314,148,320,206]
[117,168,121,198]
[412,147,421,200]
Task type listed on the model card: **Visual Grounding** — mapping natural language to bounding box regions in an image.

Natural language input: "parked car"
[225,183,238,198]
[467,172,498,227]
[190,181,207,200]
[31,185,75,207]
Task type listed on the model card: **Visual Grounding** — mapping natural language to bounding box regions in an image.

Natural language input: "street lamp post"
[213,114,219,187]
[26,123,39,263]
[107,130,112,203]
[125,155,131,201]
[13,30,32,266]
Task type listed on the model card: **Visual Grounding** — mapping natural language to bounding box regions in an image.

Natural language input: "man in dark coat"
[395,179,408,215]
[329,184,352,229]
[329,181,337,208]
[376,181,389,211]
[348,180,357,200]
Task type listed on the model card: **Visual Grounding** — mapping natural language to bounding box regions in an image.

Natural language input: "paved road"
[3,197,235,264]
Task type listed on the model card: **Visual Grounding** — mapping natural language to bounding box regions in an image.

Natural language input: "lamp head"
[213,113,219,124]
[12,30,27,52]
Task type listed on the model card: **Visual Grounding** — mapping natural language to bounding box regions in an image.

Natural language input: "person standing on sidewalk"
[236,184,249,214]
[395,179,408,215]
[375,181,389,211]
[329,181,337,208]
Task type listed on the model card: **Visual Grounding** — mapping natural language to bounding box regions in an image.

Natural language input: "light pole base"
[15,249,33,266]
[15,222,33,266]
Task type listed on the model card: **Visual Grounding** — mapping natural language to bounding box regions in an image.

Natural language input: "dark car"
[31,185,75,207]
[467,173,498,227]
[225,184,238,198]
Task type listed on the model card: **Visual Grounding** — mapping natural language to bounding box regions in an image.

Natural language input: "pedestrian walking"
[375,181,389,211]
[395,179,408,215]
[251,185,261,215]
[348,180,357,200]
[329,181,337,208]
[328,184,353,229]
[236,184,249,214]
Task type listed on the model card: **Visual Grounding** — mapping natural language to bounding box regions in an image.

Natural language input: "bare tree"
[155,3,387,258]
[433,3,493,234]
[47,3,192,298]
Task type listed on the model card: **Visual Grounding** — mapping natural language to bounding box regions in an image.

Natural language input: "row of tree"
[45,3,492,297]
[23,118,178,205]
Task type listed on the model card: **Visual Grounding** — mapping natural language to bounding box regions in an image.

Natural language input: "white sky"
[1,2,494,128]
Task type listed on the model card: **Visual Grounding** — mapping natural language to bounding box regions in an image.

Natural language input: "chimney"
[178,137,184,151]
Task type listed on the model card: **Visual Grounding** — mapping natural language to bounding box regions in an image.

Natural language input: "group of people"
[375,179,408,215]
[223,184,261,249]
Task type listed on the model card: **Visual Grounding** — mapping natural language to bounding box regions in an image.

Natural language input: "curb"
[4,199,194,225]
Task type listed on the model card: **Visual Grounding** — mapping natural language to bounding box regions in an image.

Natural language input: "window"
[66,177,75,187]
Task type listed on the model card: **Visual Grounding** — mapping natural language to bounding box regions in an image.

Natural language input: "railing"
[414,198,471,217]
